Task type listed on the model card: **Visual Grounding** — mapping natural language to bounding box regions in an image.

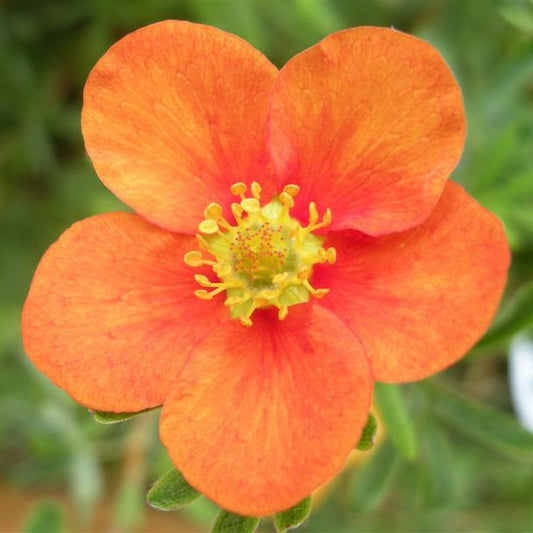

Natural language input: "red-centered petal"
[268,27,465,235]
[160,305,373,516]
[314,181,510,382]
[22,213,224,411]
[82,21,278,234]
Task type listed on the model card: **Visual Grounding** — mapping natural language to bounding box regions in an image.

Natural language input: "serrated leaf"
[89,406,158,424]
[423,381,533,463]
[476,282,533,349]
[274,497,312,532]
[211,510,259,533]
[147,468,201,511]
[350,439,398,512]
[375,383,417,460]
[356,412,377,451]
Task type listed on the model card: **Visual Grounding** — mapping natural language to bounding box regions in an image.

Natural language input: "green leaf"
[211,510,259,533]
[500,3,533,34]
[274,497,312,532]
[422,419,456,507]
[350,439,398,512]
[89,406,158,424]
[22,499,66,533]
[423,382,533,463]
[147,468,201,511]
[356,412,378,451]
[476,282,533,349]
[375,383,418,460]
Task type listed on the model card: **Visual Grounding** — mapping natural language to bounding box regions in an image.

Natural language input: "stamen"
[279,191,294,208]
[185,182,336,326]
[283,184,300,197]
[251,181,262,200]
[184,251,205,267]
[308,202,319,225]
[199,219,219,235]
[231,202,244,222]
[230,182,247,198]
[326,247,337,264]
[204,202,223,219]
[241,198,261,214]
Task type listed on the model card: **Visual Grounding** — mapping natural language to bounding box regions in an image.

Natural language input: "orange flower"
[22,22,509,516]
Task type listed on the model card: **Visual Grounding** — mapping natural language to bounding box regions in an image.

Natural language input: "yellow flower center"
[184,182,335,327]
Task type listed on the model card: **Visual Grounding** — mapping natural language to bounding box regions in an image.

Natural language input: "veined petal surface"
[160,305,373,516]
[22,213,223,411]
[268,27,465,235]
[314,182,510,381]
[82,21,278,234]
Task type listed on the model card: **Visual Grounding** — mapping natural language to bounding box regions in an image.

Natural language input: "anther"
[231,202,244,221]
[198,219,219,234]
[184,251,204,267]
[278,306,289,320]
[303,280,329,299]
[313,288,329,299]
[272,272,289,285]
[308,202,319,225]
[326,247,337,264]
[283,184,300,197]
[251,182,262,199]
[279,191,294,208]
[204,202,223,220]
[241,198,261,213]
[224,295,243,306]
[194,274,212,287]
[231,182,247,197]
[260,288,279,300]
[194,290,213,300]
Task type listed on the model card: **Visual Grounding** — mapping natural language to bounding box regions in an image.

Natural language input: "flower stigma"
[184,182,336,327]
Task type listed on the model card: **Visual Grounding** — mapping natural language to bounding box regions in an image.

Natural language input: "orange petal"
[314,181,509,382]
[268,27,465,235]
[160,305,373,516]
[82,21,278,234]
[22,213,224,411]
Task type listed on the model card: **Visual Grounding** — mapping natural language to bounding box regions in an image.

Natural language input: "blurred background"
[1,0,533,531]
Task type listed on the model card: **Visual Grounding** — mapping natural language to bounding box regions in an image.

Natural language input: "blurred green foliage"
[1,0,532,531]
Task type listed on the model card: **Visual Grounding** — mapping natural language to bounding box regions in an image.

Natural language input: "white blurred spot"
[509,336,533,433]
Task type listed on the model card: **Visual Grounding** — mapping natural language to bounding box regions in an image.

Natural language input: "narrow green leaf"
[375,383,418,460]
[89,406,158,424]
[422,419,456,507]
[147,468,201,511]
[423,382,533,463]
[22,499,66,533]
[476,282,533,349]
[350,439,398,512]
[211,510,259,533]
[356,412,378,451]
[274,497,312,532]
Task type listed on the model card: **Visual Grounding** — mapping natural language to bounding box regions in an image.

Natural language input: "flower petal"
[22,213,224,411]
[268,27,465,235]
[314,181,510,382]
[160,305,373,516]
[82,21,278,234]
